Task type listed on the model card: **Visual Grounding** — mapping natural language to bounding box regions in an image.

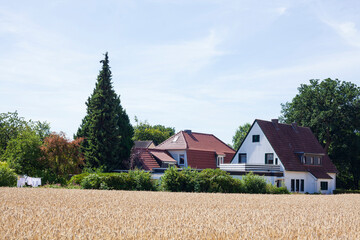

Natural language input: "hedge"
[160,167,288,194]
[333,189,360,194]
[80,170,156,191]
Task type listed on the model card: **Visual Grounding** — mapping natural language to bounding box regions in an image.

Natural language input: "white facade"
[231,122,285,171]
[227,121,336,194]
[168,150,188,168]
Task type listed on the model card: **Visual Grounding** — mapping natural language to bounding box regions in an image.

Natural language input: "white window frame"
[179,154,185,165]
[217,155,224,167]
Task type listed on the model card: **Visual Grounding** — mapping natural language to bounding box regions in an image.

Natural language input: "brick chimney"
[291,122,298,133]
[271,119,279,130]
[184,129,192,135]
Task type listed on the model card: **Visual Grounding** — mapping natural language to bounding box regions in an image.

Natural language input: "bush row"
[333,189,360,194]
[79,170,156,191]
[160,167,289,194]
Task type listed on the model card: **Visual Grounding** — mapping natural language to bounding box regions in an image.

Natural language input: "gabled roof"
[255,119,337,173]
[150,150,177,163]
[156,130,235,153]
[134,141,155,149]
[135,148,176,170]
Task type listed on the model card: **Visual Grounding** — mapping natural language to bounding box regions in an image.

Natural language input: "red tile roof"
[138,150,160,170]
[256,119,337,173]
[150,151,177,163]
[156,130,235,169]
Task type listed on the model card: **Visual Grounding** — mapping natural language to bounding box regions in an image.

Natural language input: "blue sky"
[1,0,360,144]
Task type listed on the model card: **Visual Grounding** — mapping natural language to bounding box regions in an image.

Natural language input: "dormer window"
[252,135,260,142]
[301,154,322,165]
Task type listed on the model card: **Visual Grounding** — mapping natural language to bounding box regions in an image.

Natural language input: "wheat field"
[0,188,359,239]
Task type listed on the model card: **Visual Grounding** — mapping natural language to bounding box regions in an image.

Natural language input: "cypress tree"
[76,53,133,171]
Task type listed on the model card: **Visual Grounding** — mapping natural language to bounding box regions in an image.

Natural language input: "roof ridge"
[256,119,311,130]
[180,131,189,149]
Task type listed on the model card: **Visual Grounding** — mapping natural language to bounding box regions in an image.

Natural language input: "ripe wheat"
[0,188,359,239]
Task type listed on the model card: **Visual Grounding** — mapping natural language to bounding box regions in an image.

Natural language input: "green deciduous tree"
[0,111,50,158]
[75,53,134,171]
[232,123,251,150]
[3,127,43,176]
[281,78,360,189]
[133,118,175,145]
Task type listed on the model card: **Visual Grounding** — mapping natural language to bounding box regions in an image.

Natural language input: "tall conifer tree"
[76,53,133,171]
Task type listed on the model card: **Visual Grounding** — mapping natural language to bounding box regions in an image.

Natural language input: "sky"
[1,0,360,145]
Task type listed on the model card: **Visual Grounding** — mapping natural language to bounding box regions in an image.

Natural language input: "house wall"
[317,173,336,194]
[231,122,285,171]
[284,171,317,193]
[168,150,187,167]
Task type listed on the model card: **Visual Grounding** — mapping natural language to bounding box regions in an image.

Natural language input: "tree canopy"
[232,123,251,150]
[75,53,134,171]
[281,78,360,188]
[40,132,84,177]
[133,118,175,145]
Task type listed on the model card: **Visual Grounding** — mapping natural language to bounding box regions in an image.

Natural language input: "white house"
[220,119,338,194]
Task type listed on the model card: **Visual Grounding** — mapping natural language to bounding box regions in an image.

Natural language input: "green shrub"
[68,173,90,185]
[81,173,103,189]
[80,171,156,191]
[161,167,198,192]
[197,169,243,193]
[0,162,17,187]
[266,183,290,194]
[242,172,267,194]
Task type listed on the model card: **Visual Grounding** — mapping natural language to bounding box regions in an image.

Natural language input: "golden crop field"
[0,188,359,239]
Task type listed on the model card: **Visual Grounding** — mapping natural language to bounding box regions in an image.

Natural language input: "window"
[303,155,322,165]
[301,179,304,192]
[265,153,274,164]
[291,179,305,192]
[238,153,247,163]
[217,156,224,167]
[252,135,260,142]
[305,156,312,164]
[296,179,300,192]
[314,156,321,165]
[179,154,185,165]
[275,158,278,165]
[320,181,328,190]
[276,179,284,187]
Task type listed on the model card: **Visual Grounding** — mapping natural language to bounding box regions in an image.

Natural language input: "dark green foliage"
[333,189,360,194]
[232,123,251,150]
[133,119,175,145]
[281,78,360,189]
[242,172,267,194]
[80,170,156,191]
[0,162,17,187]
[75,53,134,171]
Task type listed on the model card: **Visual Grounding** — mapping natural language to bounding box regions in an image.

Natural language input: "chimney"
[184,129,192,135]
[291,122,298,132]
[271,119,279,130]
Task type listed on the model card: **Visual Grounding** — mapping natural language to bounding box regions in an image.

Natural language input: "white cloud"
[324,20,360,48]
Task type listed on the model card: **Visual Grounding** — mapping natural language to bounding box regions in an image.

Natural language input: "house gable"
[231,121,285,170]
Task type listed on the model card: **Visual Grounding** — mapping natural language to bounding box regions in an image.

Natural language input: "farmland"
[0,188,359,239]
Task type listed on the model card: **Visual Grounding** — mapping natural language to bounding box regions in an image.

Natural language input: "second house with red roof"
[132,130,235,171]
